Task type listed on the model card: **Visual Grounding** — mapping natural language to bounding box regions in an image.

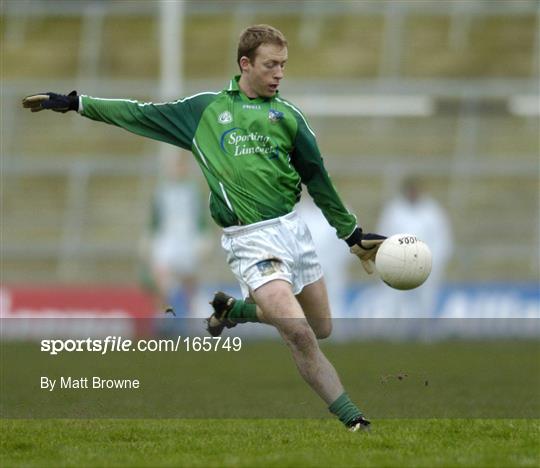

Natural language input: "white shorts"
[221,211,323,298]
[152,238,197,275]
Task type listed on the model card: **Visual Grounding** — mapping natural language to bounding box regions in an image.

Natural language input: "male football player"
[22,24,385,431]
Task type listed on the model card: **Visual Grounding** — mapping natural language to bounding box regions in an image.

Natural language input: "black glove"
[346,227,386,274]
[22,90,79,113]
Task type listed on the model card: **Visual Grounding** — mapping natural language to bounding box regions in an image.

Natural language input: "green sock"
[328,392,362,426]
[227,299,259,323]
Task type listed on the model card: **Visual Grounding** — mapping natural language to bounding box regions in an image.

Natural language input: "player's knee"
[314,321,332,340]
[285,325,316,352]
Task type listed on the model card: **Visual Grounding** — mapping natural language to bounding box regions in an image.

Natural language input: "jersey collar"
[225,75,278,103]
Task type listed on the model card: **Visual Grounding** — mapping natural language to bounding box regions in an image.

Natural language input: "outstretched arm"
[22,90,212,151]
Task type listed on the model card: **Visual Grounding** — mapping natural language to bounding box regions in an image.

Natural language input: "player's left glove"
[22,90,79,113]
[346,227,386,274]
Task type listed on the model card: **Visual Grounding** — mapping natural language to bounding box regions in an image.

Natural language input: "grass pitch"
[2,339,539,466]
[2,418,539,467]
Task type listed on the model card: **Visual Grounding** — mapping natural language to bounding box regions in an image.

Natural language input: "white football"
[375,234,432,290]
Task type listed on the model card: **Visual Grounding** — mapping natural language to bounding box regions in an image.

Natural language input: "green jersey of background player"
[23,24,386,432]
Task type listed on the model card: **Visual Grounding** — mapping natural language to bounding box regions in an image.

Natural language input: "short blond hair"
[237,24,287,69]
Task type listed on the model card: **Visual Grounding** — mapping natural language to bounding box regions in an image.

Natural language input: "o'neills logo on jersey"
[218,111,233,124]
[220,128,279,159]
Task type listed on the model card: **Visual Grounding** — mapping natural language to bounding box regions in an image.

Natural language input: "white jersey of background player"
[377,176,453,317]
[297,194,353,317]
[150,153,207,316]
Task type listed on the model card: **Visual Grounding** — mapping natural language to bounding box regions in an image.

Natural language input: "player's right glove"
[22,90,79,113]
[346,227,386,274]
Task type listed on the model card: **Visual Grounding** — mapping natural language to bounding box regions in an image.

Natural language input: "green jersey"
[80,76,357,239]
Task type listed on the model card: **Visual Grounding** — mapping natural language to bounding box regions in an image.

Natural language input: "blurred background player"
[142,152,209,318]
[377,176,453,317]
